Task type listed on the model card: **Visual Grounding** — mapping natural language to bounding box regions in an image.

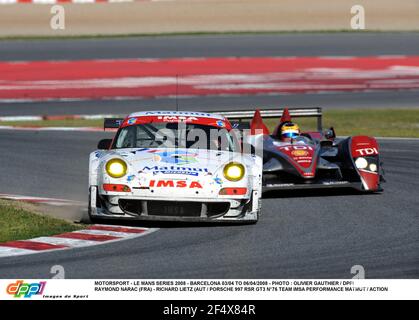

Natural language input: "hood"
[101,148,246,197]
[275,143,318,178]
[117,148,238,175]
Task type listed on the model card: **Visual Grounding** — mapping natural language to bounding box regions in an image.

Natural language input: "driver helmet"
[280,122,300,141]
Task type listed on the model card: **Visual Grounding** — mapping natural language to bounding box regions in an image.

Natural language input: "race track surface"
[2,33,419,61]
[0,33,419,117]
[0,131,417,279]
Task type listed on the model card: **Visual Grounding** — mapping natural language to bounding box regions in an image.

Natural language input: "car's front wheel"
[86,186,100,224]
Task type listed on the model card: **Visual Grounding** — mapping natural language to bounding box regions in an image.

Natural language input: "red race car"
[219,107,385,193]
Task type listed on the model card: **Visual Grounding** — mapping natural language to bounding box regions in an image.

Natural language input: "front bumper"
[263,180,383,192]
[89,186,259,222]
[263,181,363,192]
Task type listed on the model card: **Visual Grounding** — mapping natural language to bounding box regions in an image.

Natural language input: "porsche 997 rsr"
[88,111,263,223]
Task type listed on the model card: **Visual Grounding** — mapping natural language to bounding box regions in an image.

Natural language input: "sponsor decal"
[142,166,208,177]
[145,111,212,117]
[6,280,46,298]
[216,120,225,127]
[266,183,295,187]
[127,118,137,125]
[291,150,309,157]
[157,116,198,122]
[279,145,316,169]
[214,177,223,185]
[130,148,158,155]
[322,181,350,185]
[296,159,312,163]
[149,180,203,188]
[130,149,199,165]
[154,150,198,165]
[355,147,378,156]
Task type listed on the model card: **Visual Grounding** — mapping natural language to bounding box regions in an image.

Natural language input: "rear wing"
[104,118,124,130]
[216,107,323,132]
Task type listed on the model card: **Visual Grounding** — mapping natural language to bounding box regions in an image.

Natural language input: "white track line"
[75,228,145,238]
[0,193,84,206]
[30,236,99,247]
[0,247,35,258]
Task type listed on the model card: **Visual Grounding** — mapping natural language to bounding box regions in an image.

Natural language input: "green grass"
[263,109,419,138]
[324,109,419,137]
[2,109,419,137]
[0,200,83,243]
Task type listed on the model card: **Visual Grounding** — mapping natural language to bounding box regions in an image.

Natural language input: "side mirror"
[324,127,336,140]
[97,139,112,150]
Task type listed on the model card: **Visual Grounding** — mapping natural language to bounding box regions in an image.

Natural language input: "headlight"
[105,158,128,178]
[223,162,245,182]
[369,163,377,172]
[355,157,368,169]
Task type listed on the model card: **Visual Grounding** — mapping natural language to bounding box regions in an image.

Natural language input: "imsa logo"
[157,116,198,122]
[149,180,203,188]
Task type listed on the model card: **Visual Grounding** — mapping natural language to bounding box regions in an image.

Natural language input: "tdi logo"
[6,280,46,298]
[356,147,378,156]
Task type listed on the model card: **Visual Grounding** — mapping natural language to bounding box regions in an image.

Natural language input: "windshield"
[293,135,315,145]
[113,123,238,152]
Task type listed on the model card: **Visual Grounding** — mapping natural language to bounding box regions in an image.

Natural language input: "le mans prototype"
[232,107,385,193]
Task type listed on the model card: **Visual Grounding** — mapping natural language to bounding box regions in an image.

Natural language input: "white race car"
[88,111,262,223]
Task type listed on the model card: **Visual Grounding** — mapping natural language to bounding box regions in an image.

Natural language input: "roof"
[121,110,231,129]
[128,110,225,120]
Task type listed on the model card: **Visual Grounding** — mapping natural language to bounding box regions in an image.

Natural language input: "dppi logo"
[6,280,46,298]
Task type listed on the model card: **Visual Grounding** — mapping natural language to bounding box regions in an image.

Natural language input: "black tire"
[86,187,97,224]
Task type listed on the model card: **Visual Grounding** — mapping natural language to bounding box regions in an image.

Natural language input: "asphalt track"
[2,33,419,61]
[0,130,418,278]
[0,33,418,278]
[1,33,419,117]
[1,91,419,117]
